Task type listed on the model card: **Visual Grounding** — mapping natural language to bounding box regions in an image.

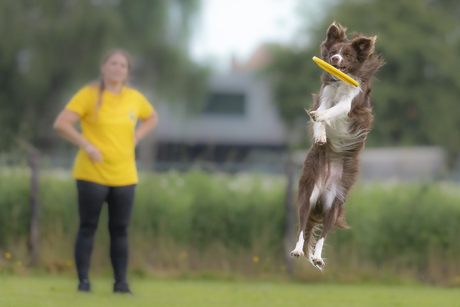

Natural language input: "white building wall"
[153,71,287,146]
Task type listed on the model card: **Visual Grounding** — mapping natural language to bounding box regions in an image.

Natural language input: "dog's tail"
[305,205,350,256]
[335,205,351,229]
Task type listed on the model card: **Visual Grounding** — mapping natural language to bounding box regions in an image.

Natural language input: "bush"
[1,168,460,284]
[328,182,460,284]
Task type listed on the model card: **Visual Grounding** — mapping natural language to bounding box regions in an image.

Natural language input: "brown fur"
[293,22,385,267]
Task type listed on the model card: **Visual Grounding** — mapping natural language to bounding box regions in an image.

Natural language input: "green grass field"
[0,276,459,307]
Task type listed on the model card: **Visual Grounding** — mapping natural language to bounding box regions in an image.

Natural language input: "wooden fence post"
[28,150,40,266]
[16,138,41,266]
[284,156,295,275]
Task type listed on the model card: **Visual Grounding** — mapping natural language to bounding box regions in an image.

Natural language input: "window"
[203,92,246,116]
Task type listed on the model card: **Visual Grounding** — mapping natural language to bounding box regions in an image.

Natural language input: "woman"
[53,50,158,294]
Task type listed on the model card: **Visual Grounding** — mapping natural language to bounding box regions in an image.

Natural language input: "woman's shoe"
[78,280,91,292]
[113,282,133,295]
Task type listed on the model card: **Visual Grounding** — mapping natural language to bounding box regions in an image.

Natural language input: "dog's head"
[321,22,377,76]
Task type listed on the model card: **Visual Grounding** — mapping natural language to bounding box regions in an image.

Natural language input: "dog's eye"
[345,53,350,57]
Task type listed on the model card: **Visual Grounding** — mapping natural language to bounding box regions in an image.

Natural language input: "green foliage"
[0,0,208,151]
[329,183,460,283]
[0,170,30,246]
[133,172,286,253]
[1,169,460,284]
[0,169,286,259]
[267,0,460,162]
[264,45,320,130]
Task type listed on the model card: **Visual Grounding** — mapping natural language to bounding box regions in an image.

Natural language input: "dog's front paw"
[310,110,330,123]
[314,131,327,145]
[309,110,325,122]
[290,249,305,258]
[309,110,319,122]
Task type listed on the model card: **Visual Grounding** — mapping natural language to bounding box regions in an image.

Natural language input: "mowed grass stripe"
[0,276,459,307]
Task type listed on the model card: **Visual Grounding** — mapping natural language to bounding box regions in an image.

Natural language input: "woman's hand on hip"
[83,144,103,163]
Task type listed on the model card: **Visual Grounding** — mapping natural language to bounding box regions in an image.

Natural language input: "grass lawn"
[0,275,459,307]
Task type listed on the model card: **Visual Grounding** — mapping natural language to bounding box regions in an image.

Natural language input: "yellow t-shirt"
[65,85,154,186]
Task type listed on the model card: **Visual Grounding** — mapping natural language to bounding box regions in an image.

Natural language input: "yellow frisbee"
[312,56,359,87]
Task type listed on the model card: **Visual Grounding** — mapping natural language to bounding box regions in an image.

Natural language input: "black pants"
[75,180,136,285]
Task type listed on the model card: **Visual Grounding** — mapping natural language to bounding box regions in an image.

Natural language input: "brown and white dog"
[290,22,385,269]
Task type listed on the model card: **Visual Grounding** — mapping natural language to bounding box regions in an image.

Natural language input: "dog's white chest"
[320,82,360,109]
[317,82,363,152]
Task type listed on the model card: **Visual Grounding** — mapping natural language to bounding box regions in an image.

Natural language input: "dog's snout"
[331,54,342,65]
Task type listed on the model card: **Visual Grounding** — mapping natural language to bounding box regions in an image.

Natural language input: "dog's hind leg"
[290,176,319,258]
[311,199,341,267]
[290,231,306,258]
[291,146,324,258]
[290,194,312,258]
[291,181,323,258]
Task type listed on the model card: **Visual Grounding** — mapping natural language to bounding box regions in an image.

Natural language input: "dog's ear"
[321,22,347,58]
[352,36,376,62]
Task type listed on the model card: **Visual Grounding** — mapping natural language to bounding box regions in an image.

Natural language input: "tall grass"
[1,168,460,285]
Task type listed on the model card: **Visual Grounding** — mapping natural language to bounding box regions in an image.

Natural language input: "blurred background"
[1,0,460,286]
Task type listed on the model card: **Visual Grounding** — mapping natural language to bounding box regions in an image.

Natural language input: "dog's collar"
[327,72,359,85]
[327,73,340,82]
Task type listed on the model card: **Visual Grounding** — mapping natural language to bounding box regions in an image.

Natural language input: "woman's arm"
[134,110,158,145]
[53,109,103,163]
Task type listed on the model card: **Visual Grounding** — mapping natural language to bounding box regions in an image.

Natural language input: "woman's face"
[101,53,129,85]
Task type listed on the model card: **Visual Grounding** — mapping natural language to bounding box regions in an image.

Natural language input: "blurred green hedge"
[1,168,460,284]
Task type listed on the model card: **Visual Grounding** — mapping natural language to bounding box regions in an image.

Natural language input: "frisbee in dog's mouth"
[333,65,347,73]
[312,56,359,87]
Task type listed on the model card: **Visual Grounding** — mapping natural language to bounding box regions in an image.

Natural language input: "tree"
[267,0,460,164]
[0,0,208,151]
[0,0,208,267]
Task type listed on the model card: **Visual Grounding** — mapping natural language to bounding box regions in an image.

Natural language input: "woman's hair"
[95,49,131,112]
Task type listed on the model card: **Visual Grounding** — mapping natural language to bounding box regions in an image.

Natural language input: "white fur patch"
[309,159,345,211]
[319,82,360,119]
[310,183,321,207]
[314,237,324,260]
[325,159,346,204]
[313,82,367,153]
[331,54,343,65]
[290,231,305,257]
[313,121,327,144]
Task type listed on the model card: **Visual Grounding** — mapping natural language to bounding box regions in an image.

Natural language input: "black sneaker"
[113,282,133,295]
[78,280,91,292]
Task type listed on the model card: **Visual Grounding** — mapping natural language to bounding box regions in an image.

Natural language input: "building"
[152,44,289,172]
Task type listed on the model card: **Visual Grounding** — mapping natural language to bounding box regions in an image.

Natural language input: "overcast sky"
[190,0,304,71]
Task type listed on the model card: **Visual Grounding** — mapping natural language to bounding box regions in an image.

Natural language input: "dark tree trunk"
[28,150,40,266]
[284,156,295,275]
